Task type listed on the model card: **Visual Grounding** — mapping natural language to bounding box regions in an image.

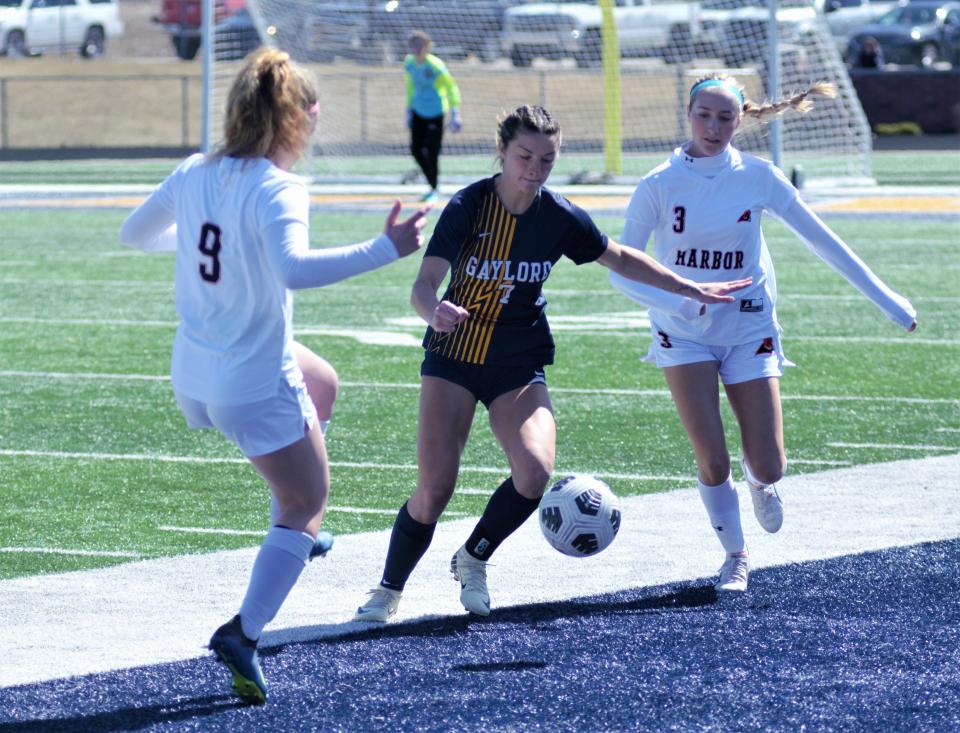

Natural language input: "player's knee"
[699,455,732,487]
[513,463,553,499]
[412,483,455,520]
[746,453,787,486]
[274,486,326,531]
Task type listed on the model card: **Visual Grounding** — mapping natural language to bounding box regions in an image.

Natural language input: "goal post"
[202,0,873,187]
[600,0,623,176]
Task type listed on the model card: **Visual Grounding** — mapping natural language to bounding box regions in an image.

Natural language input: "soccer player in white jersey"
[119,48,428,704]
[610,74,917,593]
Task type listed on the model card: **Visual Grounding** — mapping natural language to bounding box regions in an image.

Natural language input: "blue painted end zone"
[2,539,958,732]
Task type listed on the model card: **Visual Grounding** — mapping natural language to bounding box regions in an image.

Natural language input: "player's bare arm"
[598,240,752,305]
[411,255,470,332]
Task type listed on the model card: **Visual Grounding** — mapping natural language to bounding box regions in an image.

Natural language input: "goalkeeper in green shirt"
[404,30,462,203]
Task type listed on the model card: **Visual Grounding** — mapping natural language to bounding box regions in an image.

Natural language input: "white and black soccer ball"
[539,474,622,557]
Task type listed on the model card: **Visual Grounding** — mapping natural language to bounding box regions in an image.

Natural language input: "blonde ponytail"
[688,73,837,127]
[742,81,837,124]
[216,47,318,161]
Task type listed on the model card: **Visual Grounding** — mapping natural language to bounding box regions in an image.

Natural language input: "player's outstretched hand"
[430,300,470,333]
[384,199,430,258]
[685,277,753,304]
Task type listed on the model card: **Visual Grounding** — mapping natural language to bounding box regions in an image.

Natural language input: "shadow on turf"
[0,694,246,733]
[275,581,722,653]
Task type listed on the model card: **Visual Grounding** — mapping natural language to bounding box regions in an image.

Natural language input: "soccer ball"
[538,474,622,557]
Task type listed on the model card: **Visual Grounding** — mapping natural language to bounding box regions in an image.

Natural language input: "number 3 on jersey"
[198,223,222,283]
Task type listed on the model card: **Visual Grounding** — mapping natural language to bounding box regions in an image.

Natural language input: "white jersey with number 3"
[611,144,915,345]
[624,145,796,345]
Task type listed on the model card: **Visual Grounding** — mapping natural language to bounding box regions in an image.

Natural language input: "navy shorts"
[420,352,546,408]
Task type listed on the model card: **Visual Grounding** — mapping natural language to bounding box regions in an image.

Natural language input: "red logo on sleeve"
[737,210,752,223]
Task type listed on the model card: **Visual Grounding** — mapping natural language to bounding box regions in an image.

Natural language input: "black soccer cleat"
[208,615,267,705]
[309,530,334,560]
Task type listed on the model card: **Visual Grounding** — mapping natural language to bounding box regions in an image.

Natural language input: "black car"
[847,0,960,66]
[212,7,262,60]
[369,0,515,63]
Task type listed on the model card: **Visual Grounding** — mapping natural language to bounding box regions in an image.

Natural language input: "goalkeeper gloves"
[447,108,462,133]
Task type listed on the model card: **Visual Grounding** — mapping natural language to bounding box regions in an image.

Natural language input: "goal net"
[204,0,872,187]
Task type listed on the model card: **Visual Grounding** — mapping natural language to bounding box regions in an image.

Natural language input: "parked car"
[153,0,245,60]
[212,6,261,60]
[369,0,516,63]
[846,0,960,65]
[501,0,706,68]
[0,0,123,57]
[819,0,898,50]
[299,0,374,63]
[715,0,822,67]
[664,0,754,64]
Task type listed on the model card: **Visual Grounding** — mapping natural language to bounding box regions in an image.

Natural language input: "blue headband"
[689,78,745,107]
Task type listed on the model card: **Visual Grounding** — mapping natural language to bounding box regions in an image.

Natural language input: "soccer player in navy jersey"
[355,105,753,622]
[610,74,917,593]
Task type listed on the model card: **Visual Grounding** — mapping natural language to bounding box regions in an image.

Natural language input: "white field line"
[0,370,957,406]
[936,428,960,433]
[0,315,957,346]
[5,276,959,304]
[0,454,957,689]
[0,316,960,348]
[827,442,959,451]
[0,450,696,483]
[0,547,141,558]
[159,526,263,537]
[0,446,848,473]
[156,508,473,538]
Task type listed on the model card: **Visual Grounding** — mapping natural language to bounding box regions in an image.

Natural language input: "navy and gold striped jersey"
[422,176,608,366]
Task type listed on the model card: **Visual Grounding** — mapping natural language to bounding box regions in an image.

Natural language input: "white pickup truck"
[500,0,829,67]
[501,0,719,67]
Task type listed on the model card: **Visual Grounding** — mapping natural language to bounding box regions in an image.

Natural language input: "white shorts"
[175,377,317,458]
[643,330,793,385]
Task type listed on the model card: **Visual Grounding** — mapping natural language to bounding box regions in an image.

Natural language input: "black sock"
[381,502,436,591]
[464,477,540,561]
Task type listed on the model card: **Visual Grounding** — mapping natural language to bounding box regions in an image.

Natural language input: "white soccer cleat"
[354,586,402,623]
[450,545,491,616]
[743,458,784,533]
[716,552,750,593]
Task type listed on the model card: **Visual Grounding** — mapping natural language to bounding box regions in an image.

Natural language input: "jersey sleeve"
[119,153,201,252]
[260,180,399,290]
[434,58,461,110]
[621,177,658,251]
[763,161,801,216]
[424,191,472,263]
[779,198,916,329]
[561,202,608,264]
[404,57,415,107]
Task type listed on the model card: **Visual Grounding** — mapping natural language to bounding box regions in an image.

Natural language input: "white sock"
[742,457,786,490]
[269,419,329,525]
[741,458,765,490]
[239,526,314,640]
[698,474,746,555]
